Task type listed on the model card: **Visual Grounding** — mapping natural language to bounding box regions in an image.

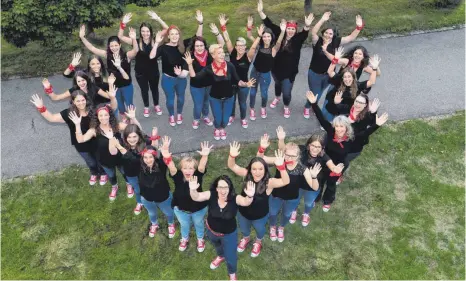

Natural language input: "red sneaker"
[168,223,176,238]
[261,107,267,118]
[336,176,344,185]
[323,204,331,212]
[220,129,227,140]
[197,238,206,252]
[251,241,262,257]
[284,107,291,119]
[176,114,183,124]
[169,116,176,127]
[229,273,237,281]
[99,175,108,186]
[149,224,159,237]
[210,256,225,269]
[213,129,221,141]
[270,97,280,108]
[249,109,256,121]
[179,238,188,252]
[227,116,234,126]
[89,175,97,186]
[241,119,248,129]
[237,237,250,253]
[126,183,134,198]
[133,203,143,215]
[203,117,213,126]
[277,227,285,242]
[154,105,162,116]
[302,213,311,227]
[303,108,310,119]
[269,226,277,241]
[289,210,297,224]
[143,107,150,118]
[109,185,118,202]
[192,120,200,129]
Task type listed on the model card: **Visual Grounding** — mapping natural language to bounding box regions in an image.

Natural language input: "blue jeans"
[268,195,300,227]
[141,193,175,225]
[321,99,335,122]
[207,228,238,274]
[101,165,126,186]
[126,176,141,204]
[231,86,249,120]
[161,74,187,116]
[190,86,211,120]
[273,76,294,106]
[305,69,330,108]
[77,150,105,176]
[298,188,320,214]
[209,96,234,129]
[237,212,268,240]
[249,67,272,108]
[174,206,207,240]
[115,84,134,114]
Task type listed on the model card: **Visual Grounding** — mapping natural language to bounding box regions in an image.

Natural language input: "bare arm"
[228,141,248,177]
[341,15,364,45]
[30,95,66,123]
[272,22,286,57]
[311,12,332,44]
[126,29,139,60]
[247,36,261,62]
[79,25,106,58]
[190,189,211,202]
[236,194,254,206]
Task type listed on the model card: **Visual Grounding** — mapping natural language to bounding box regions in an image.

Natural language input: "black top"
[330,62,365,87]
[309,36,342,74]
[190,52,214,88]
[155,44,187,77]
[93,76,109,92]
[95,132,122,168]
[68,84,109,106]
[238,187,269,220]
[299,145,331,191]
[207,191,238,234]
[107,53,132,88]
[349,112,377,153]
[263,17,309,81]
[120,148,142,177]
[139,159,171,202]
[135,40,160,76]
[272,163,305,200]
[230,49,250,82]
[60,109,95,152]
[253,47,274,73]
[325,80,370,115]
[171,170,208,213]
[192,62,242,99]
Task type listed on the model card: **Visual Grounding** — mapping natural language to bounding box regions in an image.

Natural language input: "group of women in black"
[31,1,389,279]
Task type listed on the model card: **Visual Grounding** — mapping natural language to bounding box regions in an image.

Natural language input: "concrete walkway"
[1,29,464,178]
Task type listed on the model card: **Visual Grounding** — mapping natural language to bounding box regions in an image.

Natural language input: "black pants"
[315,173,338,205]
[342,151,362,174]
[136,72,160,107]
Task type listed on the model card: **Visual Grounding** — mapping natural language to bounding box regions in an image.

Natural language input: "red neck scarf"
[285,160,294,165]
[349,106,357,122]
[349,60,361,70]
[332,134,348,148]
[194,50,208,67]
[212,61,227,77]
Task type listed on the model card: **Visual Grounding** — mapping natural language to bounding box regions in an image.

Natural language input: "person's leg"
[249,67,259,109]
[230,86,238,118]
[175,77,187,114]
[305,69,323,108]
[319,79,332,103]
[191,207,208,239]
[268,195,282,227]
[237,212,253,238]
[223,229,238,275]
[148,73,160,106]
[209,96,222,129]
[323,178,338,205]
[201,86,211,118]
[174,207,191,240]
[273,74,282,99]
[78,151,100,176]
[136,73,150,107]
[115,87,126,114]
[238,87,249,120]
[222,96,234,128]
[260,71,272,108]
[280,198,301,227]
[321,99,335,122]
[121,83,134,108]
[190,86,204,120]
[157,192,175,224]
[141,196,159,224]
[303,189,320,214]
[101,165,117,185]
[161,75,176,116]
[282,78,294,106]
[252,214,269,240]
[126,176,141,204]
[206,229,224,257]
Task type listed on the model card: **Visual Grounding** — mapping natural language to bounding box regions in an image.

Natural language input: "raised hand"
[195,10,203,24]
[369,98,381,113]
[306,91,317,104]
[111,53,122,68]
[369,54,381,69]
[79,25,86,38]
[356,15,363,28]
[109,137,120,149]
[244,181,256,197]
[107,83,118,99]
[122,13,132,24]
[309,163,322,178]
[334,91,343,104]
[174,66,182,76]
[183,52,194,65]
[376,112,389,126]
[71,52,82,67]
[125,105,136,120]
[321,11,331,22]
[147,11,161,21]
[260,133,270,149]
[197,141,214,156]
[151,126,158,138]
[279,19,287,31]
[218,13,228,27]
[246,78,256,88]
[334,46,344,59]
[333,163,344,174]
[30,94,44,108]
[229,141,241,158]
[68,111,82,125]
[247,15,254,28]
[108,73,116,85]
[189,176,200,190]
[305,13,315,26]
[161,135,171,151]
[155,30,164,44]
[257,0,264,13]
[274,149,285,166]
[128,27,137,40]
[42,78,51,89]
[276,126,286,140]
[257,24,265,37]
[210,23,220,35]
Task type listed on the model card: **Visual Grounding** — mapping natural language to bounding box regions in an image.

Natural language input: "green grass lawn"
[2,112,465,279]
[2,0,465,79]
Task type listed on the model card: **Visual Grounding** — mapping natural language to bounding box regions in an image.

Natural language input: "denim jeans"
[231,86,249,120]
[136,72,160,107]
[101,165,126,186]
[305,69,330,108]
[321,99,335,122]
[174,206,207,240]
[207,228,238,274]
[273,76,294,106]
[209,96,234,129]
[77,150,105,176]
[115,83,134,114]
[249,67,272,108]
[268,195,300,227]
[126,176,141,204]
[298,188,320,214]
[237,212,268,240]
[161,74,187,116]
[141,193,175,225]
[190,86,211,120]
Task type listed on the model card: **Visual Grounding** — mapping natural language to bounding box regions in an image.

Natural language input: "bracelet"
[44,85,54,95]
[214,33,220,36]
[163,156,173,165]
[199,22,203,25]
[247,195,253,199]
[229,154,237,158]
[68,64,75,71]
[311,177,317,179]
[372,67,378,71]
[257,146,266,154]
[331,58,339,65]
[37,106,47,113]
[246,25,253,31]
[220,25,227,32]
[149,135,161,141]
[120,22,126,30]
[356,22,365,31]
[276,163,286,171]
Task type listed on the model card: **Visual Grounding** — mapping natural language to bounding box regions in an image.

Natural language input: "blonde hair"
[285,142,300,158]
[209,44,223,55]
[178,156,198,170]
[332,115,355,140]
[236,37,247,46]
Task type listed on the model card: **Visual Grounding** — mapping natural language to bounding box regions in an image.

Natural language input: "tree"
[304,0,313,14]
[1,0,165,48]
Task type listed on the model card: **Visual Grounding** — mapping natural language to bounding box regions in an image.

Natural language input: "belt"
[206,221,224,237]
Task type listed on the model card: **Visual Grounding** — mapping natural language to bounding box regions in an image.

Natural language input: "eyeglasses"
[354,100,366,105]
[217,185,229,189]
[236,44,246,47]
[194,45,205,47]
[285,154,298,158]
[309,144,322,149]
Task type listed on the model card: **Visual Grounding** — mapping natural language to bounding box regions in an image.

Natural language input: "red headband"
[286,22,298,29]
[140,148,158,157]
[96,105,110,114]
[167,25,179,35]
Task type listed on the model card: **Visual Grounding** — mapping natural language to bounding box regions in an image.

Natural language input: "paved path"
[1,29,464,179]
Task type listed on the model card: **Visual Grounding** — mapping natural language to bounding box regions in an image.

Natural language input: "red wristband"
[356,22,365,31]
[220,25,227,32]
[163,156,172,165]
[258,146,266,154]
[149,135,161,141]
[276,163,286,171]
[331,58,339,65]
[246,25,253,31]
[330,171,342,177]
[229,154,237,159]
[120,22,126,30]
[37,106,47,113]
[44,85,54,95]
[68,64,75,71]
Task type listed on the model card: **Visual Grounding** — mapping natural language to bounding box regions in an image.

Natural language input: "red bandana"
[194,50,208,67]
[349,106,357,122]
[286,22,298,29]
[96,105,110,114]
[285,160,294,165]
[212,61,227,77]
[140,148,158,157]
[332,134,348,148]
[349,61,361,70]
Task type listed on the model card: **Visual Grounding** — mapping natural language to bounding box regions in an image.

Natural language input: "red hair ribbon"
[140,148,158,157]
[332,134,348,148]
[286,22,298,29]
[96,105,110,114]
[167,25,179,35]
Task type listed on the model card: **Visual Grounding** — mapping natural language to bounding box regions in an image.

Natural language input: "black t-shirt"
[207,191,238,234]
[299,145,331,191]
[95,132,122,168]
[156,45,188,77]
[139,159,171,202]
[68,84,109,107]
[309,36,342,74]
[238,187,269,220]
[60,108,95,152]
[120,148,142,177]
[349,112,377,153]
[93,76,109,92]
[230,49,250,82]
[171,170,208,213]
[253,47,274,73]
[325,81,369,115]
[272,163,305,200]
[107,53,132,87]
[192,62,242,99]
[135,40,160,76]
[190,52,214,88]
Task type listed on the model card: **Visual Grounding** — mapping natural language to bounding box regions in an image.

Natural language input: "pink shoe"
[149,223,159,237]
[302,213,311,227]
[284,107,291,119]
[99,175,108,186]
[133,203,143,215]
[269,226,277,241]
[203,117,213,126]
[169,115,176,127]
[220,129,227,140]
[192,120,200,129]
[210,256,225,269]
[197,238,206,252]
[289,210,297,224]
[277,226,285,242]
[109,185,118,202]
[154,105,162,116]
[323,204,331,212]
[261,107,267,119]
[229,273,237,281]
[176,114,183,124]
[213,129,221,141]
[336,176,344,185]
[179,238,188,251]
[126,183,134,198]
[251,241,262,257]
[237,237,250,253]
[241,119,248,129]
[249,109,256,121]
[270,97,280,108]
[143,107,150,118]
[227,116,234,126]
[303,108,310,119]
[168,223,176,238]
[89,175,97,186]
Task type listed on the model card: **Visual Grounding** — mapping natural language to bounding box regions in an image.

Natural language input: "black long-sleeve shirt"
[191,62,242,99]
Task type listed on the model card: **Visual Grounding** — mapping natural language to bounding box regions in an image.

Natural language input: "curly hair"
[90,104,119,135]
[245,157,270,195]
[342,45,369,68]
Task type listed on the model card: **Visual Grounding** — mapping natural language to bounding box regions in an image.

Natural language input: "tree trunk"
[304,0,313,14]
